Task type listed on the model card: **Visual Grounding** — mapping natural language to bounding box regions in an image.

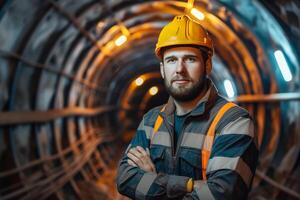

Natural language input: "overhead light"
[115,35,127,46]
[149,86,158,96]
[274,50,292,82]
[114,21,130,47]
[224,79,235,98]
[190,8,205,20]
[135,77,144,86]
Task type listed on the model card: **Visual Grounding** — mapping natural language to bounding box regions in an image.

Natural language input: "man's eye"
[166,58,176,63]
[186,57,196,62]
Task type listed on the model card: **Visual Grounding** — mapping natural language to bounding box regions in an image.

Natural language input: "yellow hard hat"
[155,15,213,59]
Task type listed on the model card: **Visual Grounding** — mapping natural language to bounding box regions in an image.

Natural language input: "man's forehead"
[163,46,201,58]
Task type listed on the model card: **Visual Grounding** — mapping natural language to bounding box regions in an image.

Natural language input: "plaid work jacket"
[117,83,259,200]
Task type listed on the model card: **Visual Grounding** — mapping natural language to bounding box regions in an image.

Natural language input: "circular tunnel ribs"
[0,104,116,125]
[0,131,116,200]
[0,0,123,199]
[0,49,102,92]
[0,0,300,200]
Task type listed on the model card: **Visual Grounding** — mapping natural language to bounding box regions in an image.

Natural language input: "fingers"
[128,147,145,161]
[127,146,156,173]
[127,150,143,167]
[136,146,156,173]
[130,147,144,158]
[145,147,156,172]
[136,146,148,157]
[148,159,156,173]
[127,159,137,167]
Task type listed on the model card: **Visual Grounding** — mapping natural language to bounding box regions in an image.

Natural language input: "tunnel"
[0,0,300,199]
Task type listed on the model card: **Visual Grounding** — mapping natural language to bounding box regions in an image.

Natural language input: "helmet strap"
[205,58,212,74]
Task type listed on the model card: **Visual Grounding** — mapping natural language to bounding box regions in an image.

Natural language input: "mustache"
[171,75,191,82]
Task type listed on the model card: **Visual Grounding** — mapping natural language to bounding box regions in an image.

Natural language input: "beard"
[164,74,207,102]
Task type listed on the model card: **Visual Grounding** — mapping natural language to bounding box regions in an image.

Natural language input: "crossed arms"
[127,146,156,174]
[116,116,258,200]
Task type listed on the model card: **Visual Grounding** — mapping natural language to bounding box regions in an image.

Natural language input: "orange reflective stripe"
[151,106,166,143]
[201,149,210,179]
[201,102,236,180]
[153,115,163,133]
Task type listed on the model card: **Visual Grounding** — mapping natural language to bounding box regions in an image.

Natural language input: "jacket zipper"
[175,123,187,157]
[161,114,177,172]
[163,114,189,172]
[174,117,189,170]
[162,116,175,156]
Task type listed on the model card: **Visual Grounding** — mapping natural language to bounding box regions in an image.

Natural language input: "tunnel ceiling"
[0,0,300,199]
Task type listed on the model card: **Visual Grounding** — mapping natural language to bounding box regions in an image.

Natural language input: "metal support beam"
[233,92,300,103]
[0,49,104,92]
[47,0,123,85]
[47,0,100,49]
[0,135,116,200]
[0,129,112,178]
[256,170,300,199]
[0,106,117,125]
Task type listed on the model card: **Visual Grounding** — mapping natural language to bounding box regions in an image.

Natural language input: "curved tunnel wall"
[0,0,300,199]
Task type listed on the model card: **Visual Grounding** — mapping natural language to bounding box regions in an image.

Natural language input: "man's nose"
[176,59,185,73]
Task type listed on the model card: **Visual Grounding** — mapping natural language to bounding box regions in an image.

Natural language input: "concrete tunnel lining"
[0,0,300,199]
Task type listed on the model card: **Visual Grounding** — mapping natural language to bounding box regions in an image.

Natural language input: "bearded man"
[116,15,258,200]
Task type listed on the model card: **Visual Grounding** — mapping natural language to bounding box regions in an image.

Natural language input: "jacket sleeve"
[116,116,191,200]
[184,116,259,200]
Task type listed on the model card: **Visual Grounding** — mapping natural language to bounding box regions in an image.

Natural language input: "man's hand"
[127,146,156,173]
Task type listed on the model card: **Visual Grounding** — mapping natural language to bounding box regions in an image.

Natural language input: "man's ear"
[160,62,165,79]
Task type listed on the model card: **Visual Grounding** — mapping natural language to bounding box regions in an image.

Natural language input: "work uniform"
[117,81,259,199]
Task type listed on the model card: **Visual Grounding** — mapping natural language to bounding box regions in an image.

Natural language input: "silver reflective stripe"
[194,180,215,200]
[135,172,157,199]
[151,131,171,147]
[219,117,254,137]
[143,125,153,139]
[137,119,153,140]
[207,156,253,187]
[218,117,258,148]
[118,165,138,185]
[181,132,206,149]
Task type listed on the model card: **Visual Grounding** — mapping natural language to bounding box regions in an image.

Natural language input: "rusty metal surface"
[0,0,299,199]
[0,106,116,125]
[233,92,300,103]
[0,49,102,91]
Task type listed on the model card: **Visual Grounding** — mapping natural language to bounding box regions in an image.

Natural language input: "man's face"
[160,46,207,102]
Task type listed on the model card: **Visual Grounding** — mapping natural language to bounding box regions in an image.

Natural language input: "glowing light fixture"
[224,79,235,98]
[149,86,158,96]
[190,8,205,20]
[135,77,144,86]
[114,22,130,47]
[274,50,292,82]
[115,35,127,46]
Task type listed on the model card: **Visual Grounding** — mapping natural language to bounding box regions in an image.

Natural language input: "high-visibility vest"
[152,102,235,180]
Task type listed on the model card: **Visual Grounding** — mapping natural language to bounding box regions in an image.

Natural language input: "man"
[116,15,259,200]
